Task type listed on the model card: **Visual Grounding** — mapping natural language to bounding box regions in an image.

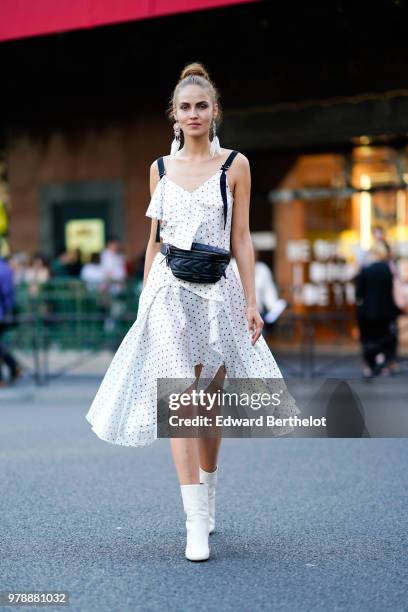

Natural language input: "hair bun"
[180,62,211,82]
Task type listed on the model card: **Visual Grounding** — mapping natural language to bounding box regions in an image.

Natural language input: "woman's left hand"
[246,306,264,345]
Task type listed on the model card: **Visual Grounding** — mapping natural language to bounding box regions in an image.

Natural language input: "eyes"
[179,102,209,110]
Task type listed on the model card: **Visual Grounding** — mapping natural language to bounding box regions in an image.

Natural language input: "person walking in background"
[354,240,401,379]
[100,236,127,285]
[379,236,401,374]
[68,248,83,277]
[80,252,105,291]
[253,248,287,333]
[99,237,127,332]
[23,252,50,296]
[358,225,402,373]
[356,225,390,268]
[0,255,22,386]
[8,252,30,285]
[51,249,76,278]
[231,248,286,337]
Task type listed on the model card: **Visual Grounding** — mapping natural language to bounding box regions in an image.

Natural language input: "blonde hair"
[167,62,222,126]
[368,240,389,262]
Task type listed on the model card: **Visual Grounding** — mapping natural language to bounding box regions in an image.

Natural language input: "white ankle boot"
[199,465,218,534]
[180,483,210,561]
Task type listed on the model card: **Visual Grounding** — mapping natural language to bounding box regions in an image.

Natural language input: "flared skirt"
[85,253,301,447]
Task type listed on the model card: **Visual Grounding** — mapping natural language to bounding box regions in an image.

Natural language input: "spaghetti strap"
[155,158,166,242]
[221,150,239,171]
[220,151,239,229]
[157,157,165,179]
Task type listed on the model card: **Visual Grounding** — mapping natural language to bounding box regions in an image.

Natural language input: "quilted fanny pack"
[160,241,231,284]
[154,150,238,284]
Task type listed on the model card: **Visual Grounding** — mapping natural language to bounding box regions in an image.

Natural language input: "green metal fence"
[4,277,143,353]
[3,278,407,383]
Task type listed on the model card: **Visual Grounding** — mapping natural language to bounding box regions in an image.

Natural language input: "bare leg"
[170,363,204,485]
[198,363,226,472]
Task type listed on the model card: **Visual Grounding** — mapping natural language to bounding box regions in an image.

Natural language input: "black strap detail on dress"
[155,157,165,242]
[220,150,239,230]
[157,157,165,179]
[155,152,238,243]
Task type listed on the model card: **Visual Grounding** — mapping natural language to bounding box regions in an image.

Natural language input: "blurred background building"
[1,0,408,352]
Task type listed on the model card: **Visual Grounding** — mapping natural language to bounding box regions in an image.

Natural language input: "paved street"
[1,372,407,612]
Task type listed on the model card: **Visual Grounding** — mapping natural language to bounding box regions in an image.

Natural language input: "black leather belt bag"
[154,151,239,284]
[160,241,231,284]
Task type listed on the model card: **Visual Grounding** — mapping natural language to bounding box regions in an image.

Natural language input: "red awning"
[0,0,257,42]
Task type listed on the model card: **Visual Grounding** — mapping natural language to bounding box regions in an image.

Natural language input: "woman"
[85,62,300,562]
[355,240,401,378]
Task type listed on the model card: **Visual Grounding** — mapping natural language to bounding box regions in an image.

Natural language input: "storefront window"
[270,146,408,316]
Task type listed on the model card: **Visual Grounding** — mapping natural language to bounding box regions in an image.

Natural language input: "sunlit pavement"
[0,368,407,612]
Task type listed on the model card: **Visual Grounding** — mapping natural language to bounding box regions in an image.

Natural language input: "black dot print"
[85,164,302,447]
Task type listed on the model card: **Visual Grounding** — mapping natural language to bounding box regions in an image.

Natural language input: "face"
[108,240,119,251]
[174,84,218,139]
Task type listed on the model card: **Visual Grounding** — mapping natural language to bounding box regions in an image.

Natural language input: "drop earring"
[209,119,221,158]
[170,121,181,157]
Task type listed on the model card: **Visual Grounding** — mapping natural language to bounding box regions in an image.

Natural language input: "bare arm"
[230,154,264,345]
[143,161,162,288]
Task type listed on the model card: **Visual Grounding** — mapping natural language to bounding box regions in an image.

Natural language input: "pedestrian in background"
[231,248,286,337]
[80,252,105,290]
[0,255,22,386]
[355,240,401,378]
[100,236,127,285]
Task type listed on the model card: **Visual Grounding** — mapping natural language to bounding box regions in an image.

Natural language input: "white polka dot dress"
[85,155,301,447]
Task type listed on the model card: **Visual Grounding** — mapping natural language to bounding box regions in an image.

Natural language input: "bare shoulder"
[222,149,249,173]
[225,151,250,195]
[233,151,250,172]
[149,158,160,179]
[149,158,162,197]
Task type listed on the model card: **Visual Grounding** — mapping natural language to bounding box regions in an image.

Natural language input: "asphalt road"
[0,375,407,612]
